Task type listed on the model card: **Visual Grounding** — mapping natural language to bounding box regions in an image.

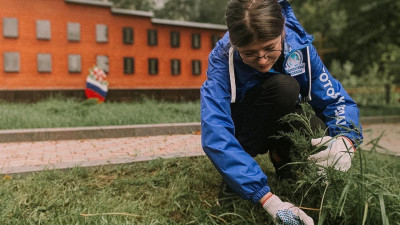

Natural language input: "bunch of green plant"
[271,105,400,224]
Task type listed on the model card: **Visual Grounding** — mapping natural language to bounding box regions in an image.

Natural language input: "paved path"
[0,134,204,175]
[0,123,399,175]
[361,123,400,155]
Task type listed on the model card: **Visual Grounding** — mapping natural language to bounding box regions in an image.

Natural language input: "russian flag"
[85,76,108,103]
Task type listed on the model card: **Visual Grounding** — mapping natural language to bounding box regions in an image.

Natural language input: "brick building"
[0,0,226,101]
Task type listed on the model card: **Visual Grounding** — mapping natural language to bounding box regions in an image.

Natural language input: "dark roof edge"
[151,18,227,30]
[111,8,154,17]
[65,0,112,7]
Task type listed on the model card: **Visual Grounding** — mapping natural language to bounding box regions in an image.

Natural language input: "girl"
[200,0,363,224]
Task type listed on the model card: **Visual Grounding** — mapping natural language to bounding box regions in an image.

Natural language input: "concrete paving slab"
[0,134,204,175]
[361,123,400,156]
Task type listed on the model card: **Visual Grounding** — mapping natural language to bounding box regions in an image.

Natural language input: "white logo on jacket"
[285,50,306,76]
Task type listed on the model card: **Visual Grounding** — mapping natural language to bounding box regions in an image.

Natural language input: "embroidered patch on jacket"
[285,50,306,76]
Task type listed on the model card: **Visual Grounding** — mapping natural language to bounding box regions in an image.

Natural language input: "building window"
[68,54,81,73]
[192,33,201,49]
[148,29,158,46]
[124,57,134,74]
[96,55,109,74]
[192,60,201,75]
[148,58,158,75]
[67,22,80,41]
[171,59,181,75]
[36,20,51,40]
[37,53,52,73]
[170,31,180,48]
[96,24,108,43]
[3,17,18,38]
[211,34,221,49]
[123,27,133,45]
[3,52,20,72]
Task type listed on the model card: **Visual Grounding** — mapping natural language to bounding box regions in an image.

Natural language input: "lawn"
[1,144,399,225]
[0,97,399,130]
[0,97,200,130]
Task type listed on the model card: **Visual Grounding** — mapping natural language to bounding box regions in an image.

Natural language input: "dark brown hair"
[226,0,284,47]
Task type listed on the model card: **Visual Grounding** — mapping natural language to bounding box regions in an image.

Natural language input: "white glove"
[263,194,314,225]
[308,136,355,172]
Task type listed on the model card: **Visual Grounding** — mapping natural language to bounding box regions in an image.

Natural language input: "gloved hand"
[308,136,355,172]
[262,193,314,225]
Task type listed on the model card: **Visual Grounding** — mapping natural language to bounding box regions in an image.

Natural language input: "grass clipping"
[272,104,398,225]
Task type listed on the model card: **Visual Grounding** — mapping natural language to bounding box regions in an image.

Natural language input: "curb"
[360,115,400,124]
[0,116,399,143]
[0,122,201,143]
[2,151,206,175]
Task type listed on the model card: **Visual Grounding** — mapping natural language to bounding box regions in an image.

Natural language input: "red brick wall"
[0,0,226,90]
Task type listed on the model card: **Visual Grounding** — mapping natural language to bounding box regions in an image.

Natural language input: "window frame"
[96,24,108,43]
[170,31,180,48]
[123,57,134,75]
[211,34,221,49]
[192,33,201,49]
[123,27,134,45]
[37,53,52,73]
[147,29,158,46]
[68,54,81,73]
[67,22,81,42]
[171,59,181,75]
[192,60,201,75]
[148,58,159,75]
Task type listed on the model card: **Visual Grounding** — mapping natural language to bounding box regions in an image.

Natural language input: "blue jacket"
[200,0,363,203]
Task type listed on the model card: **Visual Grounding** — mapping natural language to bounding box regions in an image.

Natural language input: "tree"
[289,0,400,82]
[154,0,198,21]
[196,0,229,24]
[108,0,155,11]
[154,0,228,24]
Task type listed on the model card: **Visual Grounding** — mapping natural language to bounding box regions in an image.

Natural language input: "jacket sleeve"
[200,46,270,203]
[307,45,363,145]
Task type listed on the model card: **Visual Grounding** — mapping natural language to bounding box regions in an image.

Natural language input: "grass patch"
[0,97,398,130]
[1,143,399,224]
[0,97,200,130]
[358,104,400,117]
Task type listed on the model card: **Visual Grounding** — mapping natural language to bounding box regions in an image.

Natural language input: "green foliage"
[195,0,229,25]
[290,0,400,82]
[271,109,400,224]
[329,60,394,87]
[154,0,197,21]
[107,0,155,11]
[153,0,228,24]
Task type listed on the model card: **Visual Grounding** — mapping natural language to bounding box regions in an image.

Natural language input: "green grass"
[358,104,400,117]
[0,97,398,130]
[0,97,200,130]
[1,143,399,224]
[270,108,400,225]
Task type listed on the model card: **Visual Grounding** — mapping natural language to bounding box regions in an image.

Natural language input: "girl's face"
[236,35,282,73]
